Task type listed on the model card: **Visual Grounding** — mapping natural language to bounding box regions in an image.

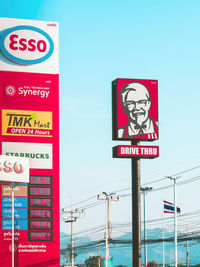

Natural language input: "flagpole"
[162,207,165,267]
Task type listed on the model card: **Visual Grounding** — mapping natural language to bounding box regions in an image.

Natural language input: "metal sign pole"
[9,184,17,267]
[131,140,141,267]
[12,186,15,267]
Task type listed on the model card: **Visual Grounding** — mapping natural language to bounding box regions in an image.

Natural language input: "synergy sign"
[2,109,53,137]
[0,18,59,267]
[1,72,55,107]
[0,26,54,65]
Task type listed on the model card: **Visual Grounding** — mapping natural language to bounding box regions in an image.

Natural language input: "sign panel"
[2,142,53,169]
[112,78,158,141]
[2,72,55,107]
[2,185,28,197]
[0,155,29,183]
[0,17,59,74]
[113,145,159,159]
[2,197,28,208]
[2,208,27,219]
[2,109,53,137]
[0,17,59,267]
[2,219,27,231]
[102,257,113,267]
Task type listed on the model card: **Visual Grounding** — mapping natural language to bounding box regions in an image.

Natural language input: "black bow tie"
[134,124,147,134]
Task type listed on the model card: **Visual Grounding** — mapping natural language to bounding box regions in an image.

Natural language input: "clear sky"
[1,0,200,243]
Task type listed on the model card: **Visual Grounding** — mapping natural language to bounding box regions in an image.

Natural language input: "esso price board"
[0,18,59,267]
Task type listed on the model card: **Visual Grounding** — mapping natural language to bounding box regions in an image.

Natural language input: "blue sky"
[1,0,200,243]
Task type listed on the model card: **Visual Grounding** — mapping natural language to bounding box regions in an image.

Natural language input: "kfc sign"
[112,78,158,141]
[0,25,54,65]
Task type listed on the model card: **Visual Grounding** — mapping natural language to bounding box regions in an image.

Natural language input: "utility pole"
[140,186,153,266]
[62,208,83,267]
[66,248,69,267]
[98,242,101,267]
[97,192,119,267]
[186,233,189,267]
[180,231,191,267]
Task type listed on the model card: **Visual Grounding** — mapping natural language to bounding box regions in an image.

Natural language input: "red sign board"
[112,78,158,141]
[0,18,59,267]
[113,145,159,159]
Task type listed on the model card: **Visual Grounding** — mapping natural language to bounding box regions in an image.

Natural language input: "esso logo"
[0,25,54,65]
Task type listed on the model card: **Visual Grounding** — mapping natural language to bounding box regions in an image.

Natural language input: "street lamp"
[141,186,153,266]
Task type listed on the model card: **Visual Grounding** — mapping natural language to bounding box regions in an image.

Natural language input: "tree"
[148,261,159,267]
[84,256,102,267]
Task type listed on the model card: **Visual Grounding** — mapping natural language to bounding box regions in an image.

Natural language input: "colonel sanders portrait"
[118,82,158,138]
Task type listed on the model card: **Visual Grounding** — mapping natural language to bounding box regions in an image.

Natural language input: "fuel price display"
[28,232,53,242]
[29,220,53,230]
[28,187,52,196]
[29,209,53,219]
[28,198,53,208]
[30,175,52,185]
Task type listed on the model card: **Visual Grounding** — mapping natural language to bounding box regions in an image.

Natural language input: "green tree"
[84,256,102,267]
[148,260,159,267]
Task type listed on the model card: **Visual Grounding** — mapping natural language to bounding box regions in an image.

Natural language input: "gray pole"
[97,193,119,267]
[167,176,179,267]
[71,213,74,267]
[141,186,153,266]
[62,209,83,267]
[132,140,141,267]
[143,192,146,265]
[174,178,177,267]
[162,212,165,267]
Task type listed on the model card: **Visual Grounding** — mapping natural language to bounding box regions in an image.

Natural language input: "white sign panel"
[2,142,52,169]
[0,17,59,74]
[0,155,29,183]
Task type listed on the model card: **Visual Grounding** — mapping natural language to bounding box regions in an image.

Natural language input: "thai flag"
[163,200,181,214]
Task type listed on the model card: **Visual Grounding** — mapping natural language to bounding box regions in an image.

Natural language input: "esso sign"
[0,25,54,65]
[0,160,24,174]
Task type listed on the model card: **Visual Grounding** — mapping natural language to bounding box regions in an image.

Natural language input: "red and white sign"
[0,18,59,267]
[0,155,29,183]
[112,78,158,141]
[2,72,55,107]
[113,145,159,159]
[0,18,58,74]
